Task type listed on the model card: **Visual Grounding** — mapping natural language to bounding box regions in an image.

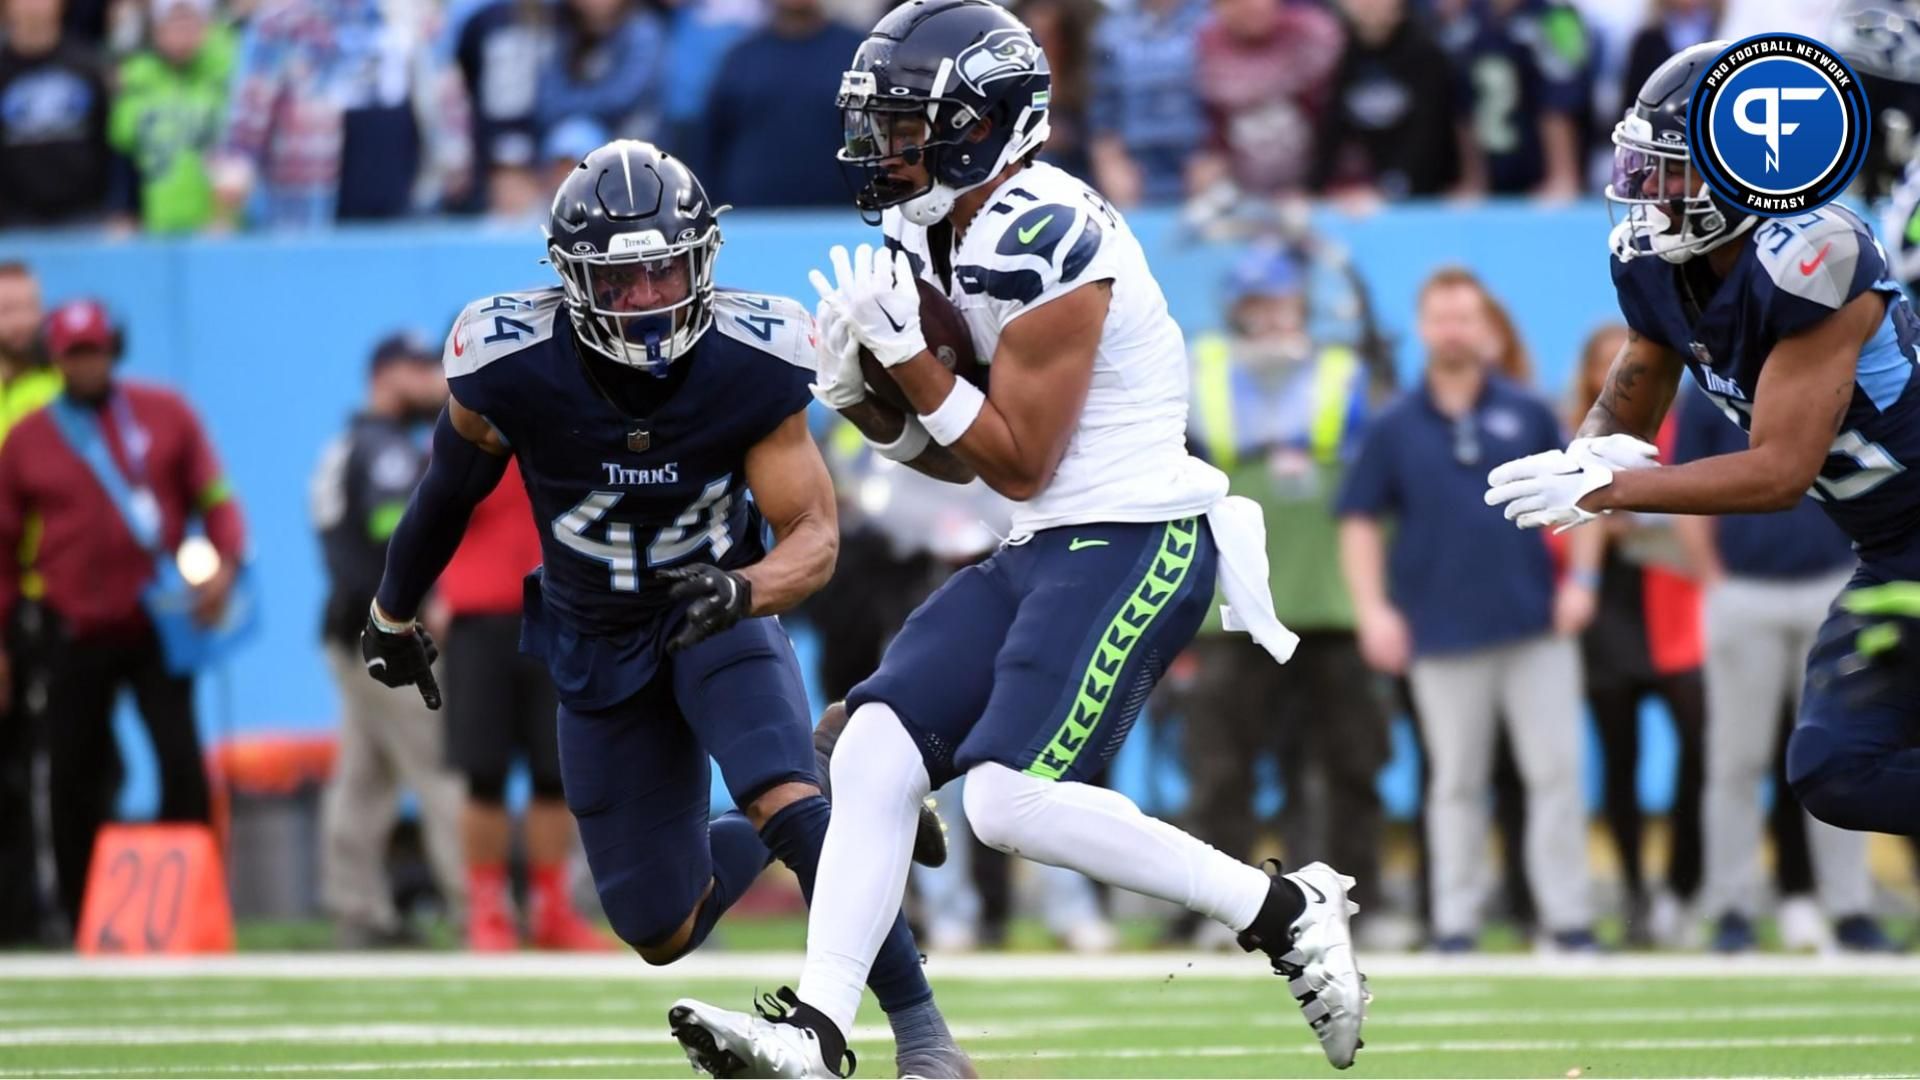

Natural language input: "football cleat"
[1238,860,1370,1069]
[670,989,851,1079]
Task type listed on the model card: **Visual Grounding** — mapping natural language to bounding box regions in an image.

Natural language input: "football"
[859,276,985,413]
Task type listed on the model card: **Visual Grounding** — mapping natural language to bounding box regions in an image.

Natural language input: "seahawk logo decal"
[956,29,1040,93]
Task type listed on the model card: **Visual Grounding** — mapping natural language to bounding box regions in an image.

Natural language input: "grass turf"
[2,956,1918,1078]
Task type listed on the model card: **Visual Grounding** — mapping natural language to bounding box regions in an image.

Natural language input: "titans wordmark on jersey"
[1612,204,1920,576]
[881,161,1226,534]
[441,286,814,639]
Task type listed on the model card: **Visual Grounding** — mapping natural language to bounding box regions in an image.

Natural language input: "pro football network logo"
[1689,33,1870,216]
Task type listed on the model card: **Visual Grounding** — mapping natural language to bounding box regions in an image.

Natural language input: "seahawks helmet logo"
[956,29,1040,93]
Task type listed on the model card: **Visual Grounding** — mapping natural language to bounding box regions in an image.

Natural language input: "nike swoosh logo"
[1017,213,1055,245]
[875,301,906,334]
[451,334,466,357]
[1067,538,1109,551]
[1298,878,1327,904]
[1800,242,1833,276]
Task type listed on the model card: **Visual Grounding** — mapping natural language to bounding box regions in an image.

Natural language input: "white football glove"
[1484,449,1616,532]
[1568,433,1660,473]
[808,299,866,411]
[809,243,926,368]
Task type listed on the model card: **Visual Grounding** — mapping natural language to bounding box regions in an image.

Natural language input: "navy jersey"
[1611,205,1920,577]
[442,286,814,637]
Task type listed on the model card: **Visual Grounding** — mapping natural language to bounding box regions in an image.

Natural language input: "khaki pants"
[1409,634,1591,938]
[321,644,466,930]
[1701,570,1870,919]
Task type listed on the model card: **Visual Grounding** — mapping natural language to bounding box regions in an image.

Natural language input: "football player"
[359,140,970,1078]
[667,2,1368,1075]
[1485,44,1920,838]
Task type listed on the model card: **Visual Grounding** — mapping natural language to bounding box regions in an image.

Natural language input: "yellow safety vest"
[1191,336,1358,468]
[1,367,61,599]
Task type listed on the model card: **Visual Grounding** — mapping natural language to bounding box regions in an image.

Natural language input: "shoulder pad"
[445,288,564,377]
[1753,210,1868,310]
[959,200,1104,305]
[712,290,816,370]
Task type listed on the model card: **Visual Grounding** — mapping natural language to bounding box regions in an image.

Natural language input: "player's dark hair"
[0,261,32,281]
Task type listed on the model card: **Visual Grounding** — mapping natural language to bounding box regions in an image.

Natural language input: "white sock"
[962,762,1270,932]
[796,703,931,1036]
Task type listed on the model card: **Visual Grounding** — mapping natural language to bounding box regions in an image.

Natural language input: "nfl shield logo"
[627,429,651,452]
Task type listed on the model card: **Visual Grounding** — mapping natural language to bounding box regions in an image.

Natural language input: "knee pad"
[961,763,1048,855]
[1786,726,1866,832]
[830,703,932,815]
[464,772,508,805]
[595,850,708,953]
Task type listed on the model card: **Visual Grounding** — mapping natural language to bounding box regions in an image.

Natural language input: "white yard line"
[969,1034,1920,1060]
[5,951,1920,981]
[0,1056,688,1077]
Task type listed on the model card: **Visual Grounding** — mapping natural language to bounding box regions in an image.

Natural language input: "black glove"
[361,611,443,710]
[662,564,753,654]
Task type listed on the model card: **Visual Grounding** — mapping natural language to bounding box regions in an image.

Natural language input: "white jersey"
[882,162,1227,535]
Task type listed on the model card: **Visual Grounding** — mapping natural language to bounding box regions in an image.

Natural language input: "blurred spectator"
[1567,323,1707,947]
[0,0,112,226]
[1088,0,1206,206]
[1614,0,1717,126]
[1671,385,1892,954]
[310,331,465,947]
[1014,0,1098,179]
[215,0,473,229]
[108,0,235,233]
[1312,0,1463,199]
[1336,267,1597,952]
[0,297,246,931]
[0,263,59,434]
[1174,244,1388,933]
[434,460,611,951]
[539,113,605,198]
[536,0,665,148]
[1440,0,1592,199]
[697,0,862,207]
[0,261,54,945]
[660,0,760,171]
[444,0,554,215]
[1188,0,1343,199]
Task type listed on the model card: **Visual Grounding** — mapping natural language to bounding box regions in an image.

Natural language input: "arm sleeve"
[178,399,247,560]
[372,407,509,621]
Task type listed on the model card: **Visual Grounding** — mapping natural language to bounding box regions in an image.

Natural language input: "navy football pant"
[1786,565,1920,836]
[556,615,933,1013]
[850,517,1217,788]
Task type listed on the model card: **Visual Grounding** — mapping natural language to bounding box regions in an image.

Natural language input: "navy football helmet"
[837,0,1052,225]
[1607,40,1757,263]
[1833,0,1920,82]
[546,140,723,374]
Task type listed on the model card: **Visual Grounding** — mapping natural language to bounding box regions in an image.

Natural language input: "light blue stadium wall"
[0,201,1652,818]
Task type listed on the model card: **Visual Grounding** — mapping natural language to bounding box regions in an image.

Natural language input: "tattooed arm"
[1582,293,1880,515]
[1575,330,1686,441]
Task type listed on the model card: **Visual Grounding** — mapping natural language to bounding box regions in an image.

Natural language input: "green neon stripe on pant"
[1026,517,1199,780]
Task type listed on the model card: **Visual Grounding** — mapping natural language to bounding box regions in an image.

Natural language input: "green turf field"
[3,954,1918,1078]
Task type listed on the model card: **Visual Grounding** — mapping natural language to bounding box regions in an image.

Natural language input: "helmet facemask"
[549,225,720,375]
[1606,113,1754,263]
[836,65,1050,226]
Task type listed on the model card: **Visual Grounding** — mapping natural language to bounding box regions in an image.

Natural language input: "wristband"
[369,599,416,634]
[918,378,985,447]
[872,416,931,462]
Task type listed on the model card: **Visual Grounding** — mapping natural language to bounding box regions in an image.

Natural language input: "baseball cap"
[368,330,437,373]
[1225,243,1304,306]
[44,298,117,356]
